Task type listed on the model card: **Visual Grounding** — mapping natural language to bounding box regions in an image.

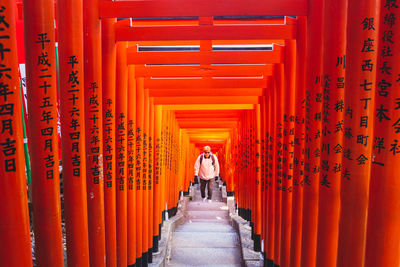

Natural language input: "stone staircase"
[166,181,243,266]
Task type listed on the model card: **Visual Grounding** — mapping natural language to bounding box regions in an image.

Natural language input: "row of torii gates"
[1,0,399,267]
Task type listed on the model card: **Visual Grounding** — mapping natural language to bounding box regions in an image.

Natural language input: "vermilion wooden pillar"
[301,0,324,266]
[83,0,106,265]
[315,0,347,266]
[280,39,296,267]
[255,104,262,252]
[148,97,155,263]
[0,1,32,266]
[260,88,268,256]
[116,41,128,267]
[274,63,284,266]
[337,1,379,266]
[364,2,400,266]
[127,65,137,267]
[267,71,277,266]
[23,0,64,265]
[58,0,90,265]
[153,105,163,252]
[101,13,117,267]
[142,89,150,265]
[290,16,307,267]
[136,77,145,266]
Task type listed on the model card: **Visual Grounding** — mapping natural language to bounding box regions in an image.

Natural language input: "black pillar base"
[239,207,244,219]
[159,224,162,240]
[162,210,166,222]
[262,252,267,267]
[266,259,274,267]
[167,208,172,218]
[147,248,152,263]
[142,252,148,267]
[254,234,261,252]
[244,209,248,220]
[128,263,136,267]
[274,264,280,267]
[153,235,159,253]
[136,257,142,267]
[250,221,255,240]
[227,191,234,197]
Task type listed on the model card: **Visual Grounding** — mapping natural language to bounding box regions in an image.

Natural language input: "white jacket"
[194,153,220,180]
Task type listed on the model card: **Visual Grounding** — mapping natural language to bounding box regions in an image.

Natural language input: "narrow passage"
[166,182,242,266]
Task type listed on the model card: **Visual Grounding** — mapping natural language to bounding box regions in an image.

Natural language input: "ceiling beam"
[144,78,267,89]
[161,104,255,110]
[180,121,239,128]
[149,88,263,97]
[116,24,296,41]
[99,0,308,18]
[135,64,273,77]
[127,48,283,64]
[153,96,259,105]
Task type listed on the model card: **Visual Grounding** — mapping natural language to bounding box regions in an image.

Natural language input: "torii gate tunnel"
[1,0,399,267]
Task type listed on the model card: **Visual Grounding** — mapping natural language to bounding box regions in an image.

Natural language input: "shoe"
[208,199,212,203]
[202,198,207,202]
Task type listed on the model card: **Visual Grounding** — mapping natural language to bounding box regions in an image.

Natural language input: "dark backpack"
[200,154,215,166]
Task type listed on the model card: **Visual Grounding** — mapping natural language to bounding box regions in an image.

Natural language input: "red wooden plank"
[115,24,296,41]
[127,49,283,64]
[99,0,308,18]
[135,64,273,77]
[144,78,267,88]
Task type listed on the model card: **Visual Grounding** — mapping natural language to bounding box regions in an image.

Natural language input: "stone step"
[171,232,240,248]
[186,210,230,220]
[167,264,242,267]
[168,247,242,266]
[184,219,231,224]
[175,222,235,233]
[186,202,228,211]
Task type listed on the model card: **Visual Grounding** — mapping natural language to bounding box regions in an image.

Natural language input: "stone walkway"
[166,181,242,267]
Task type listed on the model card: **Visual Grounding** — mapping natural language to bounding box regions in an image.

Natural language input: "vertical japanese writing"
[148,134,153,191]
[35,32,56,180]
[65,56,83,178]
[104,98,113,188]
[117,112,126,191]
[372,3,397,164]
[0,6,17,174]
[136,126,142,190]
[127,119,135,190]
[88,82,101,184]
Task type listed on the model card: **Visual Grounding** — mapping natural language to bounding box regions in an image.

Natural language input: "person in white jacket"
[194,146,220,202]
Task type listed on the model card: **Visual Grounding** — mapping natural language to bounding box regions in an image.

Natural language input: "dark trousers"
[200,178,214,199]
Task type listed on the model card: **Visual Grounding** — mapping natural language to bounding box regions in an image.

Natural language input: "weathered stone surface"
[165,182,243,267]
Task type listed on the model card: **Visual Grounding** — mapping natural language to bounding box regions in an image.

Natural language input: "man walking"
[194,146,220,202]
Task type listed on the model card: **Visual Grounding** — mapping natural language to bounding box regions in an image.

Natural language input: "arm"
[214,155,220,177]
[194,155,201,176]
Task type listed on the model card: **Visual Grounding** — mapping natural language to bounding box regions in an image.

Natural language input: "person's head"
[203,146,211,158]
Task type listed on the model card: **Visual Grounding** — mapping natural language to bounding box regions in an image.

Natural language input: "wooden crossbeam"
[153,96,259,105]
[99,0,308,18]
[136,64,272,78]
[175,111,243,118]
[162,104,255,110]
[144,78,267,89]
[127,49,282,64]
[149,88,263,97]
[116,24,296,41]
[180,121,239,128]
